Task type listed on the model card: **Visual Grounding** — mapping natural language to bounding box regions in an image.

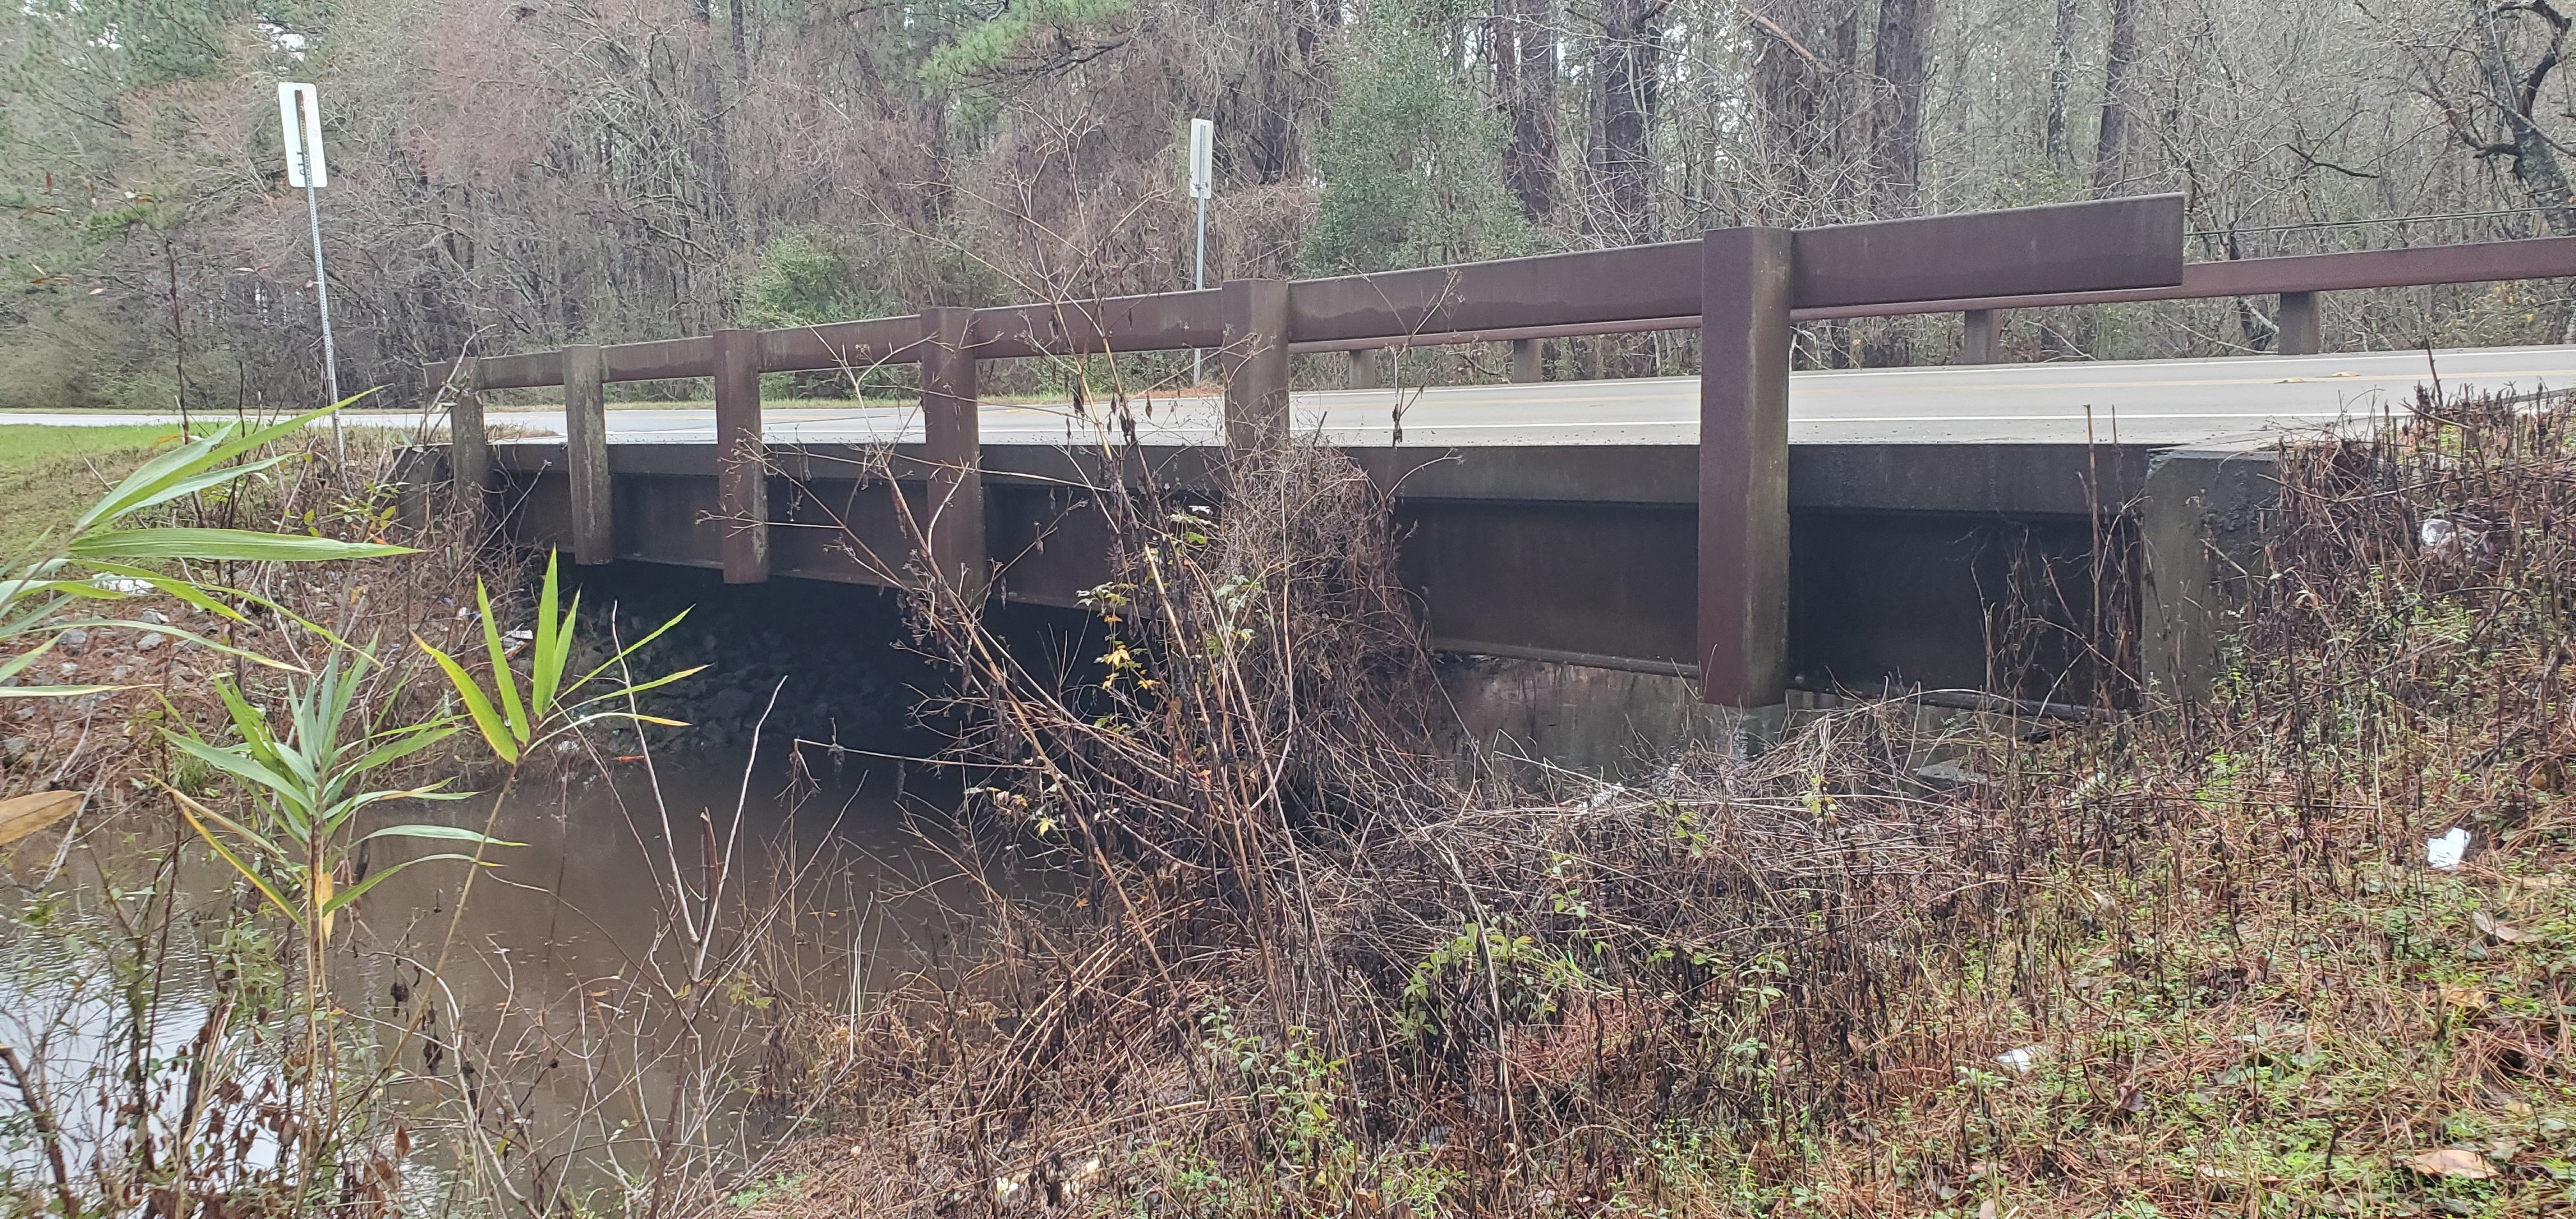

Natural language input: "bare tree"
[1591,0,1670,243]
[1872,0,1934,210]
[2442,0,2576,231]
[1496,0,1563,221]
[2094,0,2143,195]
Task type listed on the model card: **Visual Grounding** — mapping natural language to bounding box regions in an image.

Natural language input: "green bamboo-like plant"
[162,649,502,941]
[418,551,700,764]
[0,401,413,698]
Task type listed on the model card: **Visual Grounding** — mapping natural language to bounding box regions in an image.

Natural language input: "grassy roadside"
[0,423,178,561]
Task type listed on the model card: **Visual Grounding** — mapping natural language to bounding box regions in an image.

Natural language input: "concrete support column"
[1958,309,1998,364]
[1696,227,1795,707]
[1346,348,1381,390]
[2140,446,2280,703]
[562,344,613,565]
[1510,337,1544,383]
[447,356,491,505]
[919,307,989,602]
[712,328,769,583]
[2276,291,2321,356]
[1221,279,1291,452]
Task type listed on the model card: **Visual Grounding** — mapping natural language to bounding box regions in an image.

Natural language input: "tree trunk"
[2045,0,2078,164]
[2091,0,2138,197]
[1869,0,1930,212]
[728,0,749,82]
[1593,0,1665,243]
[1496,0,1560,222]
[2477,6,2576,233]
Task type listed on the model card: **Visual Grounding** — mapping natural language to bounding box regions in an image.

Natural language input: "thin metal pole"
[305,180,342,457]
[1193,193,1207,387]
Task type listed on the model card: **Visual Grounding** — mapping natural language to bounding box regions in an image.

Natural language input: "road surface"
[8,345,2564,449]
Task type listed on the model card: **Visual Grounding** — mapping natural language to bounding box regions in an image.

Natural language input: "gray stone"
[58,628,88,654]
[139,610,168,625]
[109,666,133,682]
[135,632,165,652]
[2,738,26,762]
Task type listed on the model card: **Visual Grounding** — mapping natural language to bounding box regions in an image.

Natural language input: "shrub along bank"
[726,390,2576,1218]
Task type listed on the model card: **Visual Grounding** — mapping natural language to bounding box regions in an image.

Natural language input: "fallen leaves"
[2472,910,2529,944]
[2400,1148,2496,1180]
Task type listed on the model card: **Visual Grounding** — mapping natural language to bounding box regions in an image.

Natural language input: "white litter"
[1997,1045,2048,1075]
[2427,826,2471,870]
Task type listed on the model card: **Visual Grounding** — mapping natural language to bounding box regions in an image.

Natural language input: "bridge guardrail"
[425,195,2227,705]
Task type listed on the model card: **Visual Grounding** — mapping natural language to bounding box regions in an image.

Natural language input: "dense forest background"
[5,0,2576,411]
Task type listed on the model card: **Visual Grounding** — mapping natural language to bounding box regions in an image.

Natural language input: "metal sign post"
[1188,118,1213,387]
[278,82,342,455]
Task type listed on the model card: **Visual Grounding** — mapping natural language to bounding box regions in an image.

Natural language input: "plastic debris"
[1997,1045,2048,1074]
[2427,826,2471,870]
[2419,517,2490,562]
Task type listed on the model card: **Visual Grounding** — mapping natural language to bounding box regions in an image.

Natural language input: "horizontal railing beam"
[426,204,2576,389]
[1284,195,2184,343]
[1809,234,2576,319]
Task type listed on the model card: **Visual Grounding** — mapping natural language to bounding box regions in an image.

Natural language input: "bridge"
[420,195,2576,720]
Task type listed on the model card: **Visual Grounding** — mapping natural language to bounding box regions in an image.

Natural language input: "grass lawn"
[0,424,178,562]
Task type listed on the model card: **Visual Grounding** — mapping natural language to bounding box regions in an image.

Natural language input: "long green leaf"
[571,606,694,694]
[529,553,565,723]
[50,619,302,672]
[68,529,413,564]
[0,684,126,698]
[79,563,252,624]
[170,788,299,923]
[76,397,373,533]
[358,824,527,848]
[162,733,314,824]
[418,636,518,764]
[85,452,298,528]
[476,581,530,746]
[344,723,459,778]
[320,852,489,917]
[572,664,707,707]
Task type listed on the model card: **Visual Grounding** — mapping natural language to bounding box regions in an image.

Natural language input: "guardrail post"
[2276,292,2320,355]
[919,307,988,602]
[1698,227,1795,707]
[1221,279,1291,452]
[712,327,769,584]
[1509,337,1544,383]
[1346,348,1381,390]
[446,356,491,503]
[563,344,613,565]
[1958,309,1998,364]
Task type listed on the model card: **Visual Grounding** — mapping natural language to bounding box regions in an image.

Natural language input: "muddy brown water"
[3,740,1045,1208]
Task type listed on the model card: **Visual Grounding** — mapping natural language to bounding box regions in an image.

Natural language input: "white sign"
[277,82,327,188]
[1186,118,1213,200]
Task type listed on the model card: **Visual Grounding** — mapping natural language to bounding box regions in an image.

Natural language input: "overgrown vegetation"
[676,387,2576,1217]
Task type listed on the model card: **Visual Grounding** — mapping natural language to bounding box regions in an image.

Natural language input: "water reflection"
[352,742,991,1013]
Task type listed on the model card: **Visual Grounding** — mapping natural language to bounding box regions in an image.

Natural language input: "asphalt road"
[9,344,2566,449]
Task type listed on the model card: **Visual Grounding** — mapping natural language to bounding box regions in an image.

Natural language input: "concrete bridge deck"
[385,343,2570,448]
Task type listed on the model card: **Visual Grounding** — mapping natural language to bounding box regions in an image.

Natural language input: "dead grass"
[703,387,2576,1218]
